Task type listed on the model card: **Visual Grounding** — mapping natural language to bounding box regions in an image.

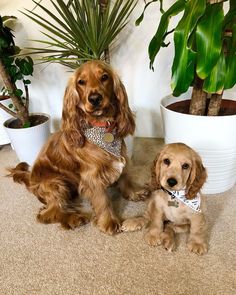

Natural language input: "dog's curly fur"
[9,60,136,234]
[122,143,208,255]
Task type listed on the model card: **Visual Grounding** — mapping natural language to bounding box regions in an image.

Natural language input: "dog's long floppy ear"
[61,74,85,147]
[149,152,162,191]
[186,152,207,199]
[112,73,135,138]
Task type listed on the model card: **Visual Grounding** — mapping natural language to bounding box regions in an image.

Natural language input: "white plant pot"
[0,98,12,145]
[4,113,50,166]
[161,94,236,194]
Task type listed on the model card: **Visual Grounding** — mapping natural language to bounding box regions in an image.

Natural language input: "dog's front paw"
[160,232,176,252]
[61,213,91,230]
[97,217,121,235]
[121,217,145,232]
[144,230,162,247]
[187,240,208,255]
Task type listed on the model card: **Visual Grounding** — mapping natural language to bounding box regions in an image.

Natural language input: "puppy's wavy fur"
[122,143,208,255]
[9,60,136,234]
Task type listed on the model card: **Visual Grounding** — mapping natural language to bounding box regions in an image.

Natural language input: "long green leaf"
[225,24,236,89]
[196,3,224,79]
[203,49,226,93]
[171,0,206,96]
[148,0,186,69]
[223,0,236,29]
[135,0,158,26]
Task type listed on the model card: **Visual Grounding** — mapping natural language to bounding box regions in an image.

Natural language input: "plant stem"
[0,102,18,117]
[207,93,223,116]
[189,76,207,115]
[0,59,29,125]
[99,0,110,63]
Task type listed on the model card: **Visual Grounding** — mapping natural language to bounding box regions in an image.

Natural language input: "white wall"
[1,0,236,137]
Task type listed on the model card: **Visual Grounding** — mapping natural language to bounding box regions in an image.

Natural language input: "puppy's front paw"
[187,240,208,255]
[144,230,162,247]
[160,232,176,252]
[121,217,145,232]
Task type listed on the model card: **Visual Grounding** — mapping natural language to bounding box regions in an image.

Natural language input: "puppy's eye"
[163,158,170,166]
[101,74,109,82]
[182,163,189,170]
[78,79,86,85]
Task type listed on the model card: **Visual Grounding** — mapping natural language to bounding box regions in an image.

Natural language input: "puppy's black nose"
[88,93,102,106]
[167,178,178,187]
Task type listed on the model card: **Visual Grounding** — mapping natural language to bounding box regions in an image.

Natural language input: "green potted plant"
[0,15,50,164]
[137,0,236,194]
[22,0,137,66]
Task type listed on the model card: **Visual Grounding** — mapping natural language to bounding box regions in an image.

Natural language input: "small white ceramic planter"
[0,98,12,145]
[4,113,50,166]
[161,94,236,194]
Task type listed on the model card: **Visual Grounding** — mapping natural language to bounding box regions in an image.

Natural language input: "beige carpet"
[0,138,235,295]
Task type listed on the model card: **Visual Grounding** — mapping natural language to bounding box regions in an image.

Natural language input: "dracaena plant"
[0,15,34,127]
[22,0,137,68]
[137,0,236,116]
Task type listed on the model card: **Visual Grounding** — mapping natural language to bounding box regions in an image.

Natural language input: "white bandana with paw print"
[162,188,202,213]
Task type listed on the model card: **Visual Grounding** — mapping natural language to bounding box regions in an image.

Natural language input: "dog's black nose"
[88,93,102,106]
[167,178,178,187]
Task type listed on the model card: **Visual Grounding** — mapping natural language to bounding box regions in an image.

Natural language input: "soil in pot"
[6,114,48,129]
[167,99,236,116]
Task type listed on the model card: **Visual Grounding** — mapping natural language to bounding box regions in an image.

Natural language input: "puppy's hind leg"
[117,162,150,202]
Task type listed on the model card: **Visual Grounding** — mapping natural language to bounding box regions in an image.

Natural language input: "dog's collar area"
[161,186,201,213]
[89,120,116,132]
[83,124,122,158]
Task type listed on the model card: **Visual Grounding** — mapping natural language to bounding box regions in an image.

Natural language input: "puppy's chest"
[163,200,188,224]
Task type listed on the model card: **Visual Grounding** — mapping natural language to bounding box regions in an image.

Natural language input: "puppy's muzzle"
[167,177,178,188]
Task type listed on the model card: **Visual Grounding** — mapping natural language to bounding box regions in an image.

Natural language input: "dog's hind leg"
[35,177,90,229]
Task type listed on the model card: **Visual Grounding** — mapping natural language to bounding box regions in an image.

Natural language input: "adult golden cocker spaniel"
[122,143,208,255]
[9,60,136,234]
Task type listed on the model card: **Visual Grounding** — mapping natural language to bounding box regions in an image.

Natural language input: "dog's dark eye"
[163,158,170,166]
[78,79,86,85]
[182,163,189,170]
[101,74,109,82]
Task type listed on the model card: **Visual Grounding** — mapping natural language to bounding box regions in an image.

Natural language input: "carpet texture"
[0,138,235,295]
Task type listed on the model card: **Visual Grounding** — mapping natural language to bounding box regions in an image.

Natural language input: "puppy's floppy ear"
[150,152,162,191]
[112,72,135,138]
[61,73,85,147]
[186,152,207,199]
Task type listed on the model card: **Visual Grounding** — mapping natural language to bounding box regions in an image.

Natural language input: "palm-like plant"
[137,0,236,116]
[22,0,137,68]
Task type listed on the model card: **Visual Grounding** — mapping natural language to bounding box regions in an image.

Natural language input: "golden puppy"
[122,143,208,255]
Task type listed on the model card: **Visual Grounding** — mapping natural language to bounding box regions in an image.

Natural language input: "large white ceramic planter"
[0,97,12,145]
[161,94,236,194]
[4,113,50,165]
